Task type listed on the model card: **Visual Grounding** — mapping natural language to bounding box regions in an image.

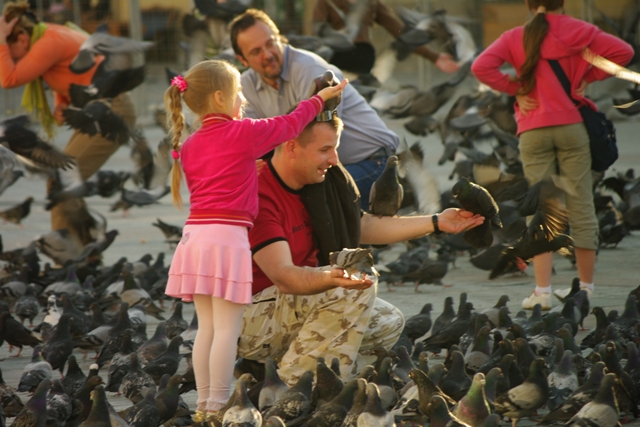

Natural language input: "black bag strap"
[547,59,580,107]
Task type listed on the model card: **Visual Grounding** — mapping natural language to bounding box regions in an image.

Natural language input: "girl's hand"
[516,94,539,116]
[434,53,460,73]
[436,208,484,234]
[575,79,588,97]
[0,16,18,44]
[317,78,348,102]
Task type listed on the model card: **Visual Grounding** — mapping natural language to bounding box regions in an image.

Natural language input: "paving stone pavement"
[0,67,639,425]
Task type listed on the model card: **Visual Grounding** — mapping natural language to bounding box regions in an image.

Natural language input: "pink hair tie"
[171,75,187,93]
[172,150,180,159]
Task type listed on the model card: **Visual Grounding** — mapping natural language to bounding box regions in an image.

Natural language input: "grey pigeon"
[121,353,155,404]
[41,314,74,374]
[137,322,167,366]
[105,329,135,392]
[45,379,74,427]
[494,359,549,426]
[311,357,343,412]
[142,336,182,384]
[222,379,262,427]
[543,361,606,422]
[259,358,288,412]
[305,378,360,427]
[165,302,188,340]
[264,370,313,424]
[17,345,53,393]
[566,373,619,427]
[547,350,579,412]
[61,355,87,396]
[356,383,394,427]
[341,378,367,427]
[122,387,161,427]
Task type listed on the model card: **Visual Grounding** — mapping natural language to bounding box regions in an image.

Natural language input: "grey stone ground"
[0,63,639,424]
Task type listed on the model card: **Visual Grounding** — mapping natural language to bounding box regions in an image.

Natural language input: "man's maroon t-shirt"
[249,161,319,295]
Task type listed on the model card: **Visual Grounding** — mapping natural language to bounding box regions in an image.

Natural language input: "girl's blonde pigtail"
[164,84,186,209]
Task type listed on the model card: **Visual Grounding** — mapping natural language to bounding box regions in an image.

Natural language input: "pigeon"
[61,355,87,396]
[122,386,161,427]
[105,329,135,392]
[154,374,184,425]
[372,357,397,410]
[17,345,53,393]
[304,378,359,427]
[329,248,378,280]
[0,197,33,226]
[464,326,492,373]
[0,115,75,169]
[12,379,51,427]
[312,357,344,410]
[452,177,501,248]
[74,372,105,424]
[121,353,156,404]
[259,358,289,412]
[165,302,188,340]
[431,296,456,336]
[63,100,130,145]
[544,361,606,422]
[222,379,262,427]
[263,370,314,424]
[547,350,579,412]
[439,351,472,400]
[78,385,123,427]
[425,394,470,427]
[566,373,619,427]
[41,314,75,374]
[68,63,145,108]
[142,336,183,384]
[137,322,168,366]
[152,218,182,247]
[0,366,23,417]
[392,346,415,383]
[494,358,549,427]
[69,31,153,74]
[0,310,41,357]
[356,383,394,427]
[423,302,474,354]
[119,270,165,320]
[409,368,456,417]
[369,156,403,217]
[452,373,491,427]
[341,378,367,427]
[481,295,510,328]
[59,294,90,339]
[45,379,74,427]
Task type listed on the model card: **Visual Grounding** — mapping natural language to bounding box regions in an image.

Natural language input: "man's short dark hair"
[296,116,344,147]
[229,9,287,57]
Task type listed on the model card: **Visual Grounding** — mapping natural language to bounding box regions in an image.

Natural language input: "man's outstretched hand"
[437,208,484,234]
[329,267,373,290]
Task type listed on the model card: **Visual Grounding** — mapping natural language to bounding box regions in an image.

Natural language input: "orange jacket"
[0,23,102,107]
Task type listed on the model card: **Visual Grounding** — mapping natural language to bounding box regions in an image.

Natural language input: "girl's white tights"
[192,294,246,412]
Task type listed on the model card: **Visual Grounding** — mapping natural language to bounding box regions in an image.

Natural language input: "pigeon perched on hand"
[369,156,403,216]
[452,177,502,248]
[329,248,378,280]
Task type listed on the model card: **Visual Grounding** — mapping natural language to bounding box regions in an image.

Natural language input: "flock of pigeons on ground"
[0,243,639,427]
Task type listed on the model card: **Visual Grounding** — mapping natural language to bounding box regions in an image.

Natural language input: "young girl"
[163,59,346,420]
[472,0,633,310]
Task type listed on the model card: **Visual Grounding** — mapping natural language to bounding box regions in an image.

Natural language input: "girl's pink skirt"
[165,224,253,304]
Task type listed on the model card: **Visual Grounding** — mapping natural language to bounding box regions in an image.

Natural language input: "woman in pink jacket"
[472,0,633,310]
